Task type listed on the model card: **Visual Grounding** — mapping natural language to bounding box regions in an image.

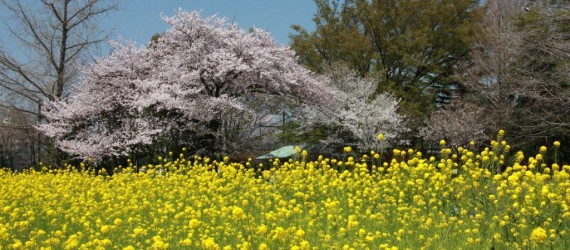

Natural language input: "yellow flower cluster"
[0,138,568,249]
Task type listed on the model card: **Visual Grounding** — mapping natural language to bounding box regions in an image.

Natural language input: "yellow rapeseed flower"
[530,227,547,244]
[113,218,123,226]
[188,219,201,229]
[100,225,111,234]
[498,130,505,137]
[201,237,220,250]
[377,133,384,141]
[232,206,246,220]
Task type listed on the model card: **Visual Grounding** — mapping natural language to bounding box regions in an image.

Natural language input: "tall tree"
[291,0,482,141]
[459,0,529,127]
[0,0,117,166]
[507,0,570,153]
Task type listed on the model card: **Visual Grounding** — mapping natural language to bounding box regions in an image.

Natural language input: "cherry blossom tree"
[38,10,333,161]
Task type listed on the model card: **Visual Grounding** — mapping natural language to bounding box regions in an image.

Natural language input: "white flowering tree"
[38,10,332,161]
[302,63,407,151]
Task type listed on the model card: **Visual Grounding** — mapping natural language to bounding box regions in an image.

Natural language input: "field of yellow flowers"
[1,132,569,249]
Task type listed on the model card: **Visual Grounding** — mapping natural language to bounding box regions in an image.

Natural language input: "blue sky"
[107,1,317,46]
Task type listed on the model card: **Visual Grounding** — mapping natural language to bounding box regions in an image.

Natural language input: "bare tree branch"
[0,0,118,108]
[0,0,118,167]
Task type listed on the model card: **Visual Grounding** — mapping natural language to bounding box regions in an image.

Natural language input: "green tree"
[290,0,481,141]
[290,0,375,76]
